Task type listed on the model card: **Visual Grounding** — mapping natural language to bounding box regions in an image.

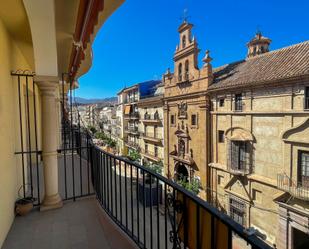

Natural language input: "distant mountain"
[73,97,117,105]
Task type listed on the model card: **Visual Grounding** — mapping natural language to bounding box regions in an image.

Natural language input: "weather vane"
[180,8,190,23]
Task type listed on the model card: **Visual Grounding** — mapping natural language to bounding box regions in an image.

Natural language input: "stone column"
[35,76,63,211]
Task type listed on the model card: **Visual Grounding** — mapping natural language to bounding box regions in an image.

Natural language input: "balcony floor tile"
[2,198,112,249]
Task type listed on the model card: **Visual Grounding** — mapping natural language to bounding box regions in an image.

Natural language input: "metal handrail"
[277,173,309,200]
[90,144,272,249]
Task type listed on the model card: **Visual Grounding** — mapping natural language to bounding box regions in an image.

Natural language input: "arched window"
[185,60,189,80]
[182,35,186,48]
[178,63,183,82]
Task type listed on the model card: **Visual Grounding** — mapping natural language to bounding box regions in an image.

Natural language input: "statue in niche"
[178,102,187,119]
[179,139,186,157]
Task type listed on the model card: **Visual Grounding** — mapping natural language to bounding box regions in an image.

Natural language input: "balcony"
[125,126,140,135]
[140,150,161,162]
[277,174,309,200]
[141,132,162,144]
[125,140,140,150]
[141,114,162,125]
[124,98,139,104]
[3,125,271,249]
[124,112,140,120]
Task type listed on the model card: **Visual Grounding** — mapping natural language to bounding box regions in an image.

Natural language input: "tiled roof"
[209,41,309,90]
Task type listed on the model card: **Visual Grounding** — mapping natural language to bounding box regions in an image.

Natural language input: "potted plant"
[15,184,35,216]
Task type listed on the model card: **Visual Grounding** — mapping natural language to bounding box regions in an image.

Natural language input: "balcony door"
[299,151,309,187]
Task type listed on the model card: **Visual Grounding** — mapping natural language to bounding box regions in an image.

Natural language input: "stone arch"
[175,163,189,182]
[225,127,255,142]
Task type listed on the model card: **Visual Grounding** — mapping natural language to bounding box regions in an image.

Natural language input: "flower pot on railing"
[15,185,35,216]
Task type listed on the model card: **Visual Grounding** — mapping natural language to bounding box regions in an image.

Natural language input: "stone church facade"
[162,21,213,197]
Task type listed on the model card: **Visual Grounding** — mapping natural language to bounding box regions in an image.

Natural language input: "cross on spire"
[180,8,190,23]
[256,25,262,36]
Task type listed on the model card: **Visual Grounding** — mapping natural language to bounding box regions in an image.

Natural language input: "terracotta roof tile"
[209,41,309,90]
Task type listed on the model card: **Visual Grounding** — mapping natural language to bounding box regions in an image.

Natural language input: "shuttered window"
[229,141,251,173]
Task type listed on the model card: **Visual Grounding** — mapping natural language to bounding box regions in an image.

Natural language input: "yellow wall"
[0,16,34,247]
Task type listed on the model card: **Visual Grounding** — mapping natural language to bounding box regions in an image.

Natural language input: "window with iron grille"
[235,94,243,111]
[299,151,309,187]
[305,87,309,109]
[229,197,245,226]
[230,141,250,173]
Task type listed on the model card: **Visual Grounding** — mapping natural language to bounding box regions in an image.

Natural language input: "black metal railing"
[58,75,95,201]
[12,71,42,206]
[277,173,309,200]
[90,146,272,249]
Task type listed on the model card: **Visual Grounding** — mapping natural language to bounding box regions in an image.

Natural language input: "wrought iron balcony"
[141,132,162,144]
[7,122,271,249]
[124,112,140,120]
[125,140,140,150]
[140,149,161,162]
[277,173,309,200]
[125,126,140,135]
[141,114,162,125]
[124,97,139,104]
[90,146,272,249]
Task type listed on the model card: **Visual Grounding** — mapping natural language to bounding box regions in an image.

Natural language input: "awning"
[124,105,131,114]
[230,130,253,141]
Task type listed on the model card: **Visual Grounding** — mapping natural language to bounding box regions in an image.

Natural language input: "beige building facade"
[138,83,164,167]
[163,21,212,195]
[119,84,140,155]
[208,34,309,248]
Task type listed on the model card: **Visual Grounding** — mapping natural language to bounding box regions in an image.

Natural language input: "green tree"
[128,149,141,162]
[177,177,200,195]
[147,160,163,175]
[88,125,97,134]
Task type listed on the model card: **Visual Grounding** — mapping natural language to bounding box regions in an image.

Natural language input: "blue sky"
[76,0,309,99]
